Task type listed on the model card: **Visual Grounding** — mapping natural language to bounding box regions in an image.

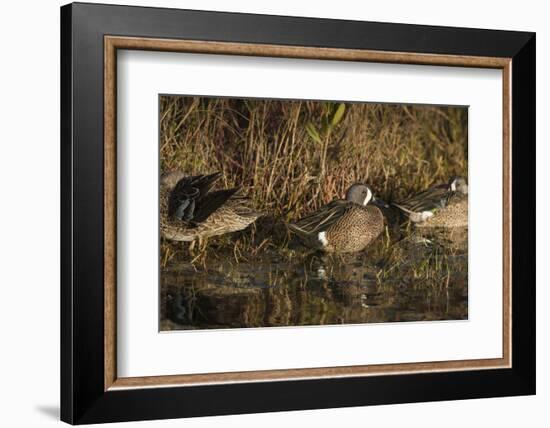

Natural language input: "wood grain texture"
[103,36,512,390]
[104,37,117,391]
[110,358,508,389]
[502,62,512,366]
[106,36,510,68]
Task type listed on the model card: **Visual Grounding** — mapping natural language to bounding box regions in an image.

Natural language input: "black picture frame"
[61,2,535,424]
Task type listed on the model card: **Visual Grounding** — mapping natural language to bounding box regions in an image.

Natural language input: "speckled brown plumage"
[160,171,260,242]
[289,199,384,253]
[415,193,468,228]
[393,177,468,228]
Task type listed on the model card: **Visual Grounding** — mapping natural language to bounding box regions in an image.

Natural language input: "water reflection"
[161,227,468,330]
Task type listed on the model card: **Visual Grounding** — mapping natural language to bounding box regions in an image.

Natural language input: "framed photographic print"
[60,2,535,424]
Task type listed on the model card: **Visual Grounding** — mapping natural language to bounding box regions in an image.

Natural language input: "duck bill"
[372,196,390,208]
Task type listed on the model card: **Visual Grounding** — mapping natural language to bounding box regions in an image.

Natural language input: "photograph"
[159,95,469,331]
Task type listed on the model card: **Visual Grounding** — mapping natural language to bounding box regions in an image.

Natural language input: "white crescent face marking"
[363,188,372,206]
[318,231,329,247]
[450,180,457,192]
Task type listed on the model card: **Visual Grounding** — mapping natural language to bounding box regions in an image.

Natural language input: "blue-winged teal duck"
[288,184,386,253]
[160,171,260,242]
[392,176,468,228]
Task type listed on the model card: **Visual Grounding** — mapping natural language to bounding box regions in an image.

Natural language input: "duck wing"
[394,184,451,213]
[290,200,353,235]
[168,172,221,220]
[191,188,240,224]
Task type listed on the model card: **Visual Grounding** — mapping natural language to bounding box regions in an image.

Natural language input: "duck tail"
[287,222,311,241]
[229,189,263,219]
[391,202,414,216]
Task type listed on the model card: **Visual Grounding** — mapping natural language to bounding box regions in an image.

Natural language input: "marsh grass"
[160,96,467,270]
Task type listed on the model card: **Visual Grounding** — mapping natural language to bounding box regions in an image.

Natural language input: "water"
[160,228,468,331]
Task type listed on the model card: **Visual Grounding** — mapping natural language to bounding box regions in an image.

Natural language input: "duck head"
[345,183,389,208]
[449,176,468,195]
